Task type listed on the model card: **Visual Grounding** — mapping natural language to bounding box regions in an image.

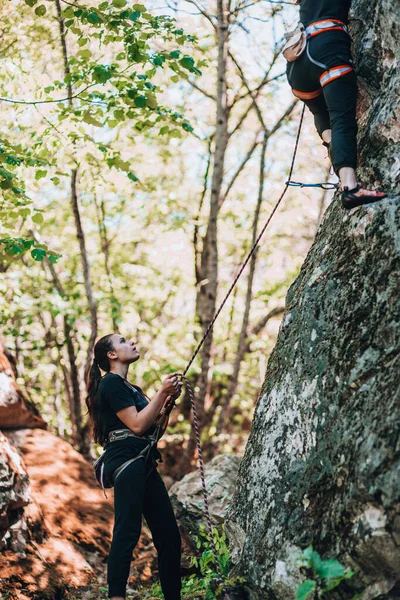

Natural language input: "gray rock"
[228,0,400,598]
[170,454,240,548]
[0,431,30,556]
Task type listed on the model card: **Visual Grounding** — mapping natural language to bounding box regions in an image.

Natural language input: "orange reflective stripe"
[292,88,322,100]
[320,65,353,87]
[306,19,348,38]
[308,26,346,37]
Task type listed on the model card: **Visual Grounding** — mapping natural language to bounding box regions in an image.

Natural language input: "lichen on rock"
[227,0,400,597]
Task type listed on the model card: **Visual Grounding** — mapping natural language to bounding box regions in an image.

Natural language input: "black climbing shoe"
[341,185,387,210]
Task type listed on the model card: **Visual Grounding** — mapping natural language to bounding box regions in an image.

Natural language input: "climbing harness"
[283,19,349,65]
[320,64,354,87]
[305,19,348,38]
[93,425,161,498]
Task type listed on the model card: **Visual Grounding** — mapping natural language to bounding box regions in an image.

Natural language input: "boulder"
[170,454,240,553]
[227,0,400,598]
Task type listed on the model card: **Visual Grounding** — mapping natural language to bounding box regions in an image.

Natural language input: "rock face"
[228,1,400,598]
[170,454,240,556]
[0,431,30,556]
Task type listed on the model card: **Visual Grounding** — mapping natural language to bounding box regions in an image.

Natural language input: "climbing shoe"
[341,185,387,209]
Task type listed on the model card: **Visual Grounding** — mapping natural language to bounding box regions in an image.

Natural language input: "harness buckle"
[109,429,130,442]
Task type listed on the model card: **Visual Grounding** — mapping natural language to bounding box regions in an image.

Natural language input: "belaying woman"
[286,0,386,209]
[86,333,183,600]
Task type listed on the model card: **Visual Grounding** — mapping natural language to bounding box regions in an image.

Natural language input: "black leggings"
[107,459,181,599]
[286,30,358,174]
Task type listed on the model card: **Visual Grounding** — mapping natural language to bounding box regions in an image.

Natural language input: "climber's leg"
[322,69,387,208]
[321,69,357,176]
[287,55,331,157]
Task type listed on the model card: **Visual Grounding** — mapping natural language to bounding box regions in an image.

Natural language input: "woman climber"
[286,0,386,209]
[86,334,183,600]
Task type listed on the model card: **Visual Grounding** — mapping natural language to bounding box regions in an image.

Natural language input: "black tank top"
[299,0,351,27]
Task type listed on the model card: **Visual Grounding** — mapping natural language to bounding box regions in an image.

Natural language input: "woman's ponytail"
[85,334,115,446]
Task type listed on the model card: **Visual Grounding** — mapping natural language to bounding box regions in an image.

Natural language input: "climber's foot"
[341,185,387,210]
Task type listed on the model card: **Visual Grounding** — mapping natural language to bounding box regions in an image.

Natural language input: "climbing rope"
[183,103,306,378]
[171,105,307,585]
[177,374,225,586]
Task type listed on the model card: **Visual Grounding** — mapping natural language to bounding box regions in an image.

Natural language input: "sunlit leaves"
[0,237,60,263]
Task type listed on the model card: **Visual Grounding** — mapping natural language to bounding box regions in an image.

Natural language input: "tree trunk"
[93,193,120,330]
[179,0,229,475]
[56,0,98,384]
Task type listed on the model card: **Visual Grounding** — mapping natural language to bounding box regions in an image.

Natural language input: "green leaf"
[99,2,109,9]
[34,4,46,16]
[159,126,169,135]
[24,0,38,6]
[317,559,345,579]
[62,7,75,18]
[128,171,139,182]
[169,50,181,59]
[134,95,147,108]
[32,212,44,224]
[145,93,157,109]
[169,129,181,139]
[9,243,24,256]
[87,11,103,25]
[112,0,127,6]
[132,4,147,12]
[50,176,60,185]
[78,49,92,60]
[31,248,47,261]
[92,64,113,83]
[296,580,316,600]
[35,169,47,180]
[153,54,166,67]
[180,55,195,70]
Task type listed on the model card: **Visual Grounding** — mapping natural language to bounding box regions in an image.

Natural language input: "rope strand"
[174,107,306,588]
[183,104,305,377]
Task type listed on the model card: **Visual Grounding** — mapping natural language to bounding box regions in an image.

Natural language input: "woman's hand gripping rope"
[154,374,183,432]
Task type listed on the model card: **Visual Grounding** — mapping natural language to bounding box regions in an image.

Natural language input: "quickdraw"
[286,180,338,190]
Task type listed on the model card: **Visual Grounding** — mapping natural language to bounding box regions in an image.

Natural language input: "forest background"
[0,0,335,475]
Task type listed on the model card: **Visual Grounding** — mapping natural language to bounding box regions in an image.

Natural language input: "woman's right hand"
[160,374,182,399]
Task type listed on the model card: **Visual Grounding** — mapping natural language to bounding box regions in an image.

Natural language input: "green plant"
[294,546,354,600]
[144,525,244,600]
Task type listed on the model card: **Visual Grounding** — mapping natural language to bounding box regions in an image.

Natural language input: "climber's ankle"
[338,166,357,191]
[321,129,332,145]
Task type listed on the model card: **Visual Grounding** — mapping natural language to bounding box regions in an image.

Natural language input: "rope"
[177,374,225,586]
[171,106,306,587]
[183,103,305,377]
